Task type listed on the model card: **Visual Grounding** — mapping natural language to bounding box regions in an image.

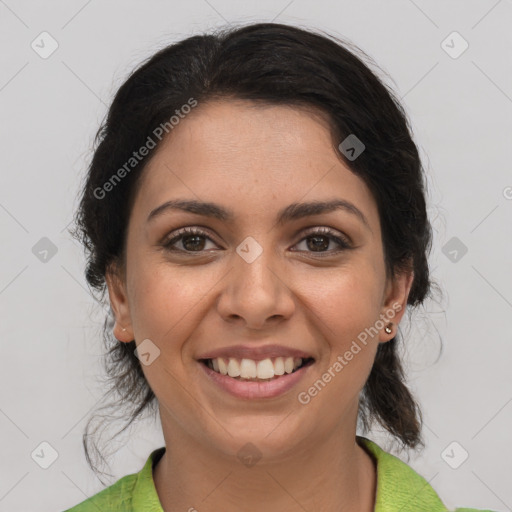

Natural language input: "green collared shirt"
[64,436,495,511]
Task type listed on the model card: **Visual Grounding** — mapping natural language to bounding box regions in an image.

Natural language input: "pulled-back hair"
[70,21,440,482]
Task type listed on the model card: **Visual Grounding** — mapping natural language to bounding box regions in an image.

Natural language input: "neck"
[153,417,376,512]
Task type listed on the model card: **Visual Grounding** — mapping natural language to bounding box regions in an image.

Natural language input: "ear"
[105,262,134,343]
[378,265,414,343]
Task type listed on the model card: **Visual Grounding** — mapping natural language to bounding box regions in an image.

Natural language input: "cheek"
[130,251,384,343]
[301,263,383,340]
[126,263,209,400]
[297,272,381,413]
[127,258,221,347]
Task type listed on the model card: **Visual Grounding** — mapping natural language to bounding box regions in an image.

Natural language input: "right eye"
[162,226,220,253]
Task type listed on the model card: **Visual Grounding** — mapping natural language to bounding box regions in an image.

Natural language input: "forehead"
[132,100,379,229]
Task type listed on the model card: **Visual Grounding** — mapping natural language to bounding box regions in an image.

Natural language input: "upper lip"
[197,344,315,362]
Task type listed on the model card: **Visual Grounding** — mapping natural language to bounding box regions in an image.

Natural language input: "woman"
[65,22,494,512]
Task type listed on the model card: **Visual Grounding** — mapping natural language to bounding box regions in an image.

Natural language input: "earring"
[384,323,393,334]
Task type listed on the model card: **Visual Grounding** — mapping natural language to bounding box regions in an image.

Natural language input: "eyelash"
[162,226,351,256]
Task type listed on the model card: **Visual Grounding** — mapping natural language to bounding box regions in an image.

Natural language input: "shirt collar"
[132,446,165,512]
[132,436,447,512]
[357,435,447,511]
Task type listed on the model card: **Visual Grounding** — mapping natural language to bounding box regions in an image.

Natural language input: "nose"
[216,240,295,329]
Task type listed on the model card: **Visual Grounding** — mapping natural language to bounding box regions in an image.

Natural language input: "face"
[107,99,413,462]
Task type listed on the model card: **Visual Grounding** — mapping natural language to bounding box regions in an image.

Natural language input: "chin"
[201,412,313,464]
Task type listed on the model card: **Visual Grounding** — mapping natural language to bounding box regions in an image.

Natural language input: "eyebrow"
[147,198,371,231]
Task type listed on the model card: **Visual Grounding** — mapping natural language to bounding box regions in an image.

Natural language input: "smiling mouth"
[199,357,315,381]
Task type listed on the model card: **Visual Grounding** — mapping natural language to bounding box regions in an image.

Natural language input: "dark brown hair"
[70,21,441,482]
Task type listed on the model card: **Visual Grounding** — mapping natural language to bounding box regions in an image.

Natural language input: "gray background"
[0,1,511,511]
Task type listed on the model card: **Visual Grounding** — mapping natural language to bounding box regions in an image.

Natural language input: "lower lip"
[198,361,313,399]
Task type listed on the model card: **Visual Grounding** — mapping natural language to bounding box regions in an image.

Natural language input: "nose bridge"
[217,233,293,326]
[233,234,280,293]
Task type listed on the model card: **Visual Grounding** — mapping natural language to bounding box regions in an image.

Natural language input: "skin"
[106,99,414,512]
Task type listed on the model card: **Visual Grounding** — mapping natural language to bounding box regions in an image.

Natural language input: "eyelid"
[161,226,218,248]
[162,224,352,253]
[299,226,352,246]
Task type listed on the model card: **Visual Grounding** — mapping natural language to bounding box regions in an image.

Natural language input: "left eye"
[163,227,351,255]
[293,228,351,254]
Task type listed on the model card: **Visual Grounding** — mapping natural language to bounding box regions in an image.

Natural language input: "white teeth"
[208,356,305,380]
[274,357,285,375]
[227,358,241,377]
[240,359,257,379]
[218,357,228,375]
[284,356,294,374]
[256,358,275,379]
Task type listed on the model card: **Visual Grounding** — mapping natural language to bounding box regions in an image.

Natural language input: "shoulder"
[63,447,166,512]
[357,436,497,512]
[63,472,138,511]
